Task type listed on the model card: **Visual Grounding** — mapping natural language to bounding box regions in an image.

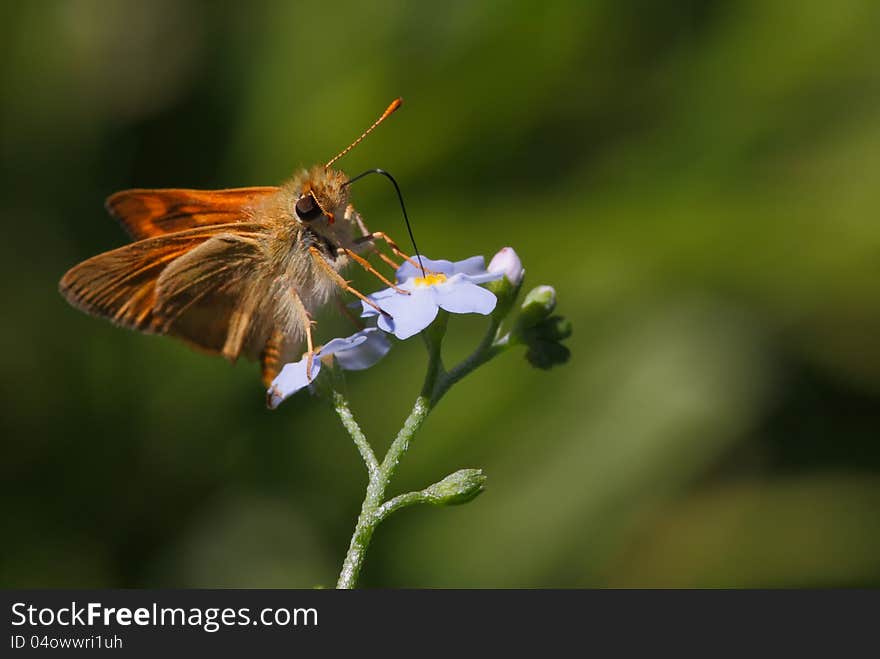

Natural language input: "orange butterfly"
[60,99,416,387]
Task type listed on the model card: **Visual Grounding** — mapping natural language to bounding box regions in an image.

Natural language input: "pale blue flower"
[361,256,502,340]
[267,328,391,409]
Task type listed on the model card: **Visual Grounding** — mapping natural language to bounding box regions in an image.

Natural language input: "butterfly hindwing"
[154,232,267,360]
[58,224,267,359]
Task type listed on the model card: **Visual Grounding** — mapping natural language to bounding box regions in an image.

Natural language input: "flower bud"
[516,285,557,329]
[487,247,525,321]
[488,247,525,286]
[422,469,486,506]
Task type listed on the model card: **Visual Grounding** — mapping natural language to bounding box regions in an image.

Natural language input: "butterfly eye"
[295,194,323,222]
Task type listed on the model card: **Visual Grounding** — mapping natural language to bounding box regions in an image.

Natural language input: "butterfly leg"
[361,243,400,272]
[347,203,371,238]
[288,287,317,381]
[356,231,435,274]
[338,247,410,294]
[345,205,401,271]
[309,246,391,319]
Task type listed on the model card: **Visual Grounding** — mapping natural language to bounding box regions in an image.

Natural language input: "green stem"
[336,337,442,589]
[374,491,426,522]
[331,389,377,476]
[335,399,434,589]
[335,313,511,589]
[432,317,504,405]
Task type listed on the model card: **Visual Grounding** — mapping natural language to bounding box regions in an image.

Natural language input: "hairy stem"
[336,334,442,589]
[375,491,426,522]
[335,313,509,589]
[335,397,435,589]
[332,389,377,476]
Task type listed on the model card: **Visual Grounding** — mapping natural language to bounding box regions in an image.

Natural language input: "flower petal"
[451,255,489,277]
[267,357,322,409]
[396,256,458,281]
[463,270,504,285]
[359,280,417,317]
[320,332,369,357]
[370,289,440,339]
[333,328,391,370]
[434,277,498,315]
[360,284,407,306]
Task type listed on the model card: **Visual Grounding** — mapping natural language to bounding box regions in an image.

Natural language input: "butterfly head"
[294,165,349,227]
[291,98,403,248]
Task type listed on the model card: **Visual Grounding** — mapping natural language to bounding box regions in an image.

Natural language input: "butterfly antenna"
[345,168,426,277]
[325,98,403,170]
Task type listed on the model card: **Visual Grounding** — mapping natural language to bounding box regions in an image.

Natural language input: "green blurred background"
[2,0,879,588]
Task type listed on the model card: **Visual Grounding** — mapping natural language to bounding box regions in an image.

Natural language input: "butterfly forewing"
[106,187,278,240]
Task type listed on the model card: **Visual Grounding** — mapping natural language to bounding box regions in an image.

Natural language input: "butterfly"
[60,98,418,388]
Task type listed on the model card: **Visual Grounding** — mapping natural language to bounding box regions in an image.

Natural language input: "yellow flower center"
[413,273,447,287]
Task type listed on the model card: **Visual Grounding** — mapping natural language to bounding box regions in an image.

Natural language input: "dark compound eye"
[295,194,323,221]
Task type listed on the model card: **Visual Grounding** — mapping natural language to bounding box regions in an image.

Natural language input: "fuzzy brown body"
[59,166,376,386]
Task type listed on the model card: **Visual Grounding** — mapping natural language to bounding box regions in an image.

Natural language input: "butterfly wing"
[106,187,279,240]
[59,223,269,360]
[154,232,269,360]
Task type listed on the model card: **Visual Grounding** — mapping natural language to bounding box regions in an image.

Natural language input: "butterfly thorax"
[246,167,362,320]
